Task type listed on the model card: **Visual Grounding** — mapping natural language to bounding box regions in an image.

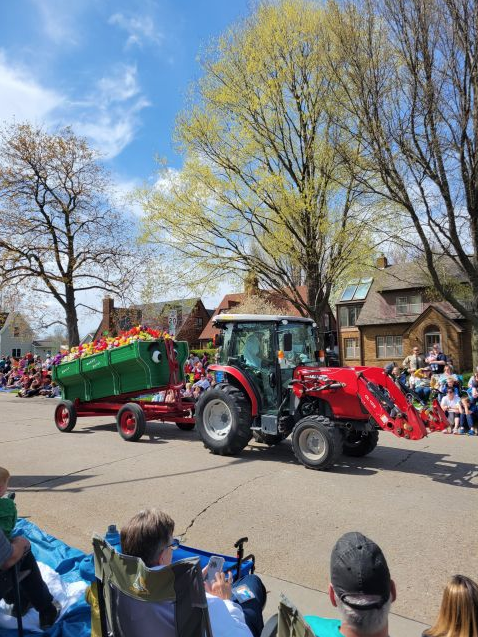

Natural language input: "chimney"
[376,254,388,269]
[244,270,260,296]
[102,296,114,334]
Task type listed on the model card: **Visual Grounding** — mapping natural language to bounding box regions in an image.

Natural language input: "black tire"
[291,415,343,470]
[54,400,77,432]
[252,431,285,446]
[342,429,379,457]
[176,422,195,431]
[196,384,252,455]
[116,403,146,441]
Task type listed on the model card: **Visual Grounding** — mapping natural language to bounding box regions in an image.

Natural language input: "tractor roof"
[212,314,314,324]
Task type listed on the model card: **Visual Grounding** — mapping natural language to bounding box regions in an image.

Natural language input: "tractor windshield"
[277,322,316,366]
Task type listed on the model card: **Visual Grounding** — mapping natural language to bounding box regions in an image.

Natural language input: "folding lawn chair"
[92,535,213,637]
[261,594,316,637]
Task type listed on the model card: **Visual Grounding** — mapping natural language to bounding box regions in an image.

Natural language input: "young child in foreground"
[0,466,17,538]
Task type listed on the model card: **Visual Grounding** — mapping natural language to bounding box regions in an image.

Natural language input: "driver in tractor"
[243,335,262,369]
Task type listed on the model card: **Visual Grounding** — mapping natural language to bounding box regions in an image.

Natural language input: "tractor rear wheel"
[252,431,285,446]
[291,416,343,470]
[117,403,146,441]
[196,384,252,455]
[54,400,77,432]
[342,429,379,457]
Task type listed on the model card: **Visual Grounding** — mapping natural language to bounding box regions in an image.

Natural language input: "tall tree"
[0,123,141,347]
[139,0,379,338]
[327,0,478,364]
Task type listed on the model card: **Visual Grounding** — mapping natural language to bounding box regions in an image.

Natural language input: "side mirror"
[283,333,293,352]
[213,333,223,348]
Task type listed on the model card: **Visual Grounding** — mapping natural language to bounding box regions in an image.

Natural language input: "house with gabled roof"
[0,312,35,358]
[95,297,211,348]
[336,256,473,371]
[199,284,337,348]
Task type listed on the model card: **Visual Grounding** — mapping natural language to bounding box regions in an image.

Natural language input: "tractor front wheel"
[291,416,343,470]
[342,429,379,457]
[54,400,77,432]
[117,403,146,442]
[196,384,252,455]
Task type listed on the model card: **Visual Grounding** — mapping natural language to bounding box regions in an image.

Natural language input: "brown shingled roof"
[199,287,309,342]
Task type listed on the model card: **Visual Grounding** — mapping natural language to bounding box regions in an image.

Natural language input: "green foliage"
[190,348,216,359]
[138,0,382,326]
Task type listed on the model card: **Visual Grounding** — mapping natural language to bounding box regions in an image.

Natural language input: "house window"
[12,348,21,358]
[344,338,360,359]
[195,317,203,328]
[13,326,20,337]
[424,330,441,353]
[339,305,361,327]
[340,278,373,301]
[396,295,422,315]
[376,336,403,359]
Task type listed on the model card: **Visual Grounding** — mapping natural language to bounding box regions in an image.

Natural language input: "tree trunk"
[65,285,80,348]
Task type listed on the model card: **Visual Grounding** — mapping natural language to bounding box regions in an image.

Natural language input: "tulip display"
[53,326,174,365]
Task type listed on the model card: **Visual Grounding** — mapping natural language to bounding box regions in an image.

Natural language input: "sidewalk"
[260,572,429,637]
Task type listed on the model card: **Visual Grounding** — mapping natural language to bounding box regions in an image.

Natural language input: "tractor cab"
[213,314,317,414]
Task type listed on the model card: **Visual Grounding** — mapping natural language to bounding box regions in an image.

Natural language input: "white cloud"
[0,52,148,160]
[70,65,150,160]
[108,12,163,49]
[0,51,63,123]
[30,0,88,46]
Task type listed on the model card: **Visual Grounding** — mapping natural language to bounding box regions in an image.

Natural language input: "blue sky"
[0,0,249,190]
[0,0,251,332]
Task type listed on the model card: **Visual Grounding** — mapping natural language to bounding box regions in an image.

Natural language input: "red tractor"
[196,315,448,470]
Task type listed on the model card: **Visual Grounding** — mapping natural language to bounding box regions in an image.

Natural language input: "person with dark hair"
[423,574,478,637]
[121,508,266,637]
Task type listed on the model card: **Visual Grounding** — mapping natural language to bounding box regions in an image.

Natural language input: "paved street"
[1,393,477,629]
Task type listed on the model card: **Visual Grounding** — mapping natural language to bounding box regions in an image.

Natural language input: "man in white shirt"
[120,509,265,637]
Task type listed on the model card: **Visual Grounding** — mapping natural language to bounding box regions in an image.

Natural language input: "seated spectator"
[0,373,6,389]
[0,530,59,629]
[194,374,211,392]
[120,508,266,637]
[422,574,478,637]
[413,368,432,403]
[304,531,396,637]
[46,382,61,398]
[459,396,476,436]
[181,382,194,399]
[0,468,17,539]
[438,373,460,402]
[468,370,478,392]
[440,388,463,434]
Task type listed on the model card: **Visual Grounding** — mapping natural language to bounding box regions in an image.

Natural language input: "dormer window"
[396,294,422,315]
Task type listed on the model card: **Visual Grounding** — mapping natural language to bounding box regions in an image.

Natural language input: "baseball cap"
[331,532,391,609]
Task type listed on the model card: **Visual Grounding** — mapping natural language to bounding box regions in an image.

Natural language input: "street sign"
[168,309,178,336]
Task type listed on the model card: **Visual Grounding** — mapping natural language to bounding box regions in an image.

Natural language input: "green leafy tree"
[139,0,380,340]
[327,0,478,364]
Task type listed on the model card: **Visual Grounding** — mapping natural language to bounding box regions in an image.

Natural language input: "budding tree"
[0,123,141,347]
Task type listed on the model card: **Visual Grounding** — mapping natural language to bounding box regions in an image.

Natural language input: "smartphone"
[205,556,225,584]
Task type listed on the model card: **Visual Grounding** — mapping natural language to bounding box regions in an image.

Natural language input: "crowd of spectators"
[395,342,478,435]
[0,353,60,399]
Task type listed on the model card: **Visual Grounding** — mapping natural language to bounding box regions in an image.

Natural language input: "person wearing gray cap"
[325,531,396,637]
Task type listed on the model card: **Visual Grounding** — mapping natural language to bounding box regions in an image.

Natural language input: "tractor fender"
[208,365,259,416]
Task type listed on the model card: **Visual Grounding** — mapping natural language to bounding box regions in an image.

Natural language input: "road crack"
[180,471,272,541]
[394,449,416,468]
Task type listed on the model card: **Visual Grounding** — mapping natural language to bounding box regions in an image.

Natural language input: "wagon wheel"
[54,400,77,432]
[116,403,146,441]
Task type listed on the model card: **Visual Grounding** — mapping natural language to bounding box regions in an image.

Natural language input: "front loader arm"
[355,373,428,440]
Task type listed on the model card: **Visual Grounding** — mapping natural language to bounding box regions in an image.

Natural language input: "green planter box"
[52,339,188,403]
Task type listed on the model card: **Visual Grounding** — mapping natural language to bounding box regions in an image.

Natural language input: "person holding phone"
[121,508,266,637]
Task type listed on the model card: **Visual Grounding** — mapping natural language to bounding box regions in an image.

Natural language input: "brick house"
[199,285,337,348]
[336,257,472,371]
[95,297,211,349]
